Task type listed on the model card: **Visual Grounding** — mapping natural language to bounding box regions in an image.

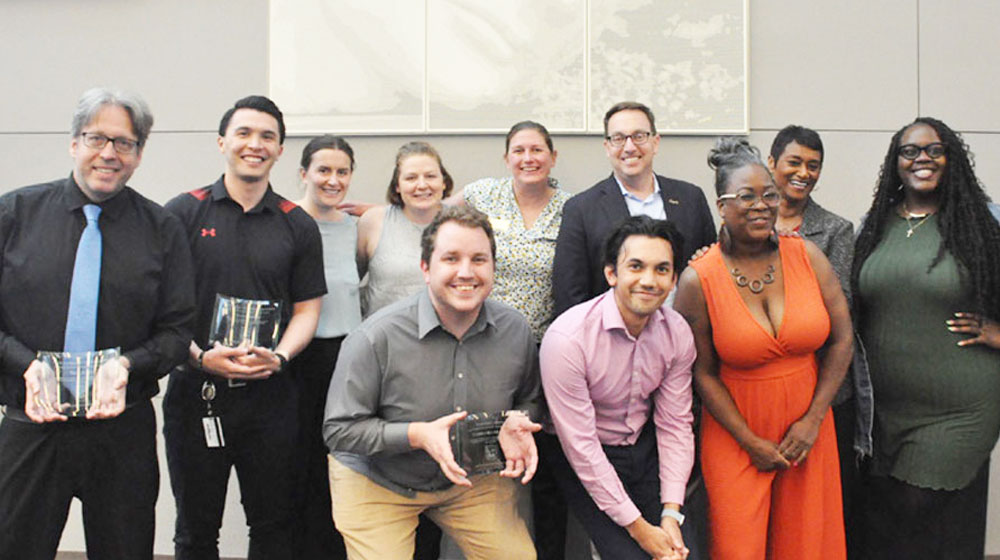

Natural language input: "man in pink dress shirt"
[540,216,696,560]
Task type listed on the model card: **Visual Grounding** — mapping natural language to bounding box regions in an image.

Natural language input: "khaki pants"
[329,456,535,560]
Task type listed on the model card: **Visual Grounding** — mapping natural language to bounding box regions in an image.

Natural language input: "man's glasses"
[80,132,139,155]
[898,143,946,160]
[718,190,781,208]
[605,131,652,147]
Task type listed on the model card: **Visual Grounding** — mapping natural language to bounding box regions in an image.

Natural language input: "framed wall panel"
[269,0,746,134]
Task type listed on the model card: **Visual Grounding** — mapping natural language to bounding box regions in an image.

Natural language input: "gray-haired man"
[0,88,196,559]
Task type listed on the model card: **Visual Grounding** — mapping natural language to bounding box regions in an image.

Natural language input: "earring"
[719,223,732,254]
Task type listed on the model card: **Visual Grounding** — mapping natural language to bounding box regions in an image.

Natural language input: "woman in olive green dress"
[852,117,1000,560]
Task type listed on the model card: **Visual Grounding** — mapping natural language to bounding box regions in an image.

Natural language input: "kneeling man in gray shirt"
[323,205,541,560]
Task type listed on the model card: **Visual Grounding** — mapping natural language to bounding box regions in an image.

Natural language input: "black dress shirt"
[164,176,326,350]
[0,176,196,411]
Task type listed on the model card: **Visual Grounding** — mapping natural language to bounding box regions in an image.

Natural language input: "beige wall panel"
[748,0,918,131]
[919,1,1000,131]
[0,0,267,133]
[128,132,230,204]
[0,134,80,190]
[963,133,1000,200]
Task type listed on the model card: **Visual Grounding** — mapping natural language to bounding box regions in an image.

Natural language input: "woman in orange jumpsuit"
[675,138,853,559]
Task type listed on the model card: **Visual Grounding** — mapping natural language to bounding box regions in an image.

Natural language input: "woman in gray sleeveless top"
[357,141,454,316]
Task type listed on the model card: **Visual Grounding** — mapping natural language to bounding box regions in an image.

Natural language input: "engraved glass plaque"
[450,410,526,476]
[35,348,121,418]
[208,295,282,350]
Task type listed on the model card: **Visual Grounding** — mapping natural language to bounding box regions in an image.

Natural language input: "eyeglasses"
[718,190,781,208]
[605,131,652,147]
[80,132,139,155]
[898,143,946,160]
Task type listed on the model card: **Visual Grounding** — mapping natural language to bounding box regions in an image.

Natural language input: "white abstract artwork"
[269,0,745,134]
[426,0,586,131]
[589,0,745,132]
[269,0,425,133]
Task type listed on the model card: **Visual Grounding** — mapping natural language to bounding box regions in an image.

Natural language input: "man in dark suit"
[553,101,716,316]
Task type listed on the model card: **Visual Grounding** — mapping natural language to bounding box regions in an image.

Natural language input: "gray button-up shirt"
[323,289,541,496]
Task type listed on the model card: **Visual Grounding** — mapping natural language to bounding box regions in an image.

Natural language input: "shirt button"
[457,373,464,379]
[455,406,463,412]
[450,435,456,441]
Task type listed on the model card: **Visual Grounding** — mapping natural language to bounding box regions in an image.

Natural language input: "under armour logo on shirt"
[201,228,216,237]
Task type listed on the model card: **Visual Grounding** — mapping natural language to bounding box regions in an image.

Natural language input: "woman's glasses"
[718,190,781,208]
[898,143,946,160]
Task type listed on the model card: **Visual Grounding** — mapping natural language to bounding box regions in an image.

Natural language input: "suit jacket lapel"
[598,175,630,222]
[656,175,675,220]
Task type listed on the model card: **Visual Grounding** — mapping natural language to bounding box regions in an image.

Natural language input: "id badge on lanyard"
[201,380,225,448]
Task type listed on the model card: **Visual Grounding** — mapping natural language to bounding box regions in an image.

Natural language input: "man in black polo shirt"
[163,95,326,560]
[0,87,196,559]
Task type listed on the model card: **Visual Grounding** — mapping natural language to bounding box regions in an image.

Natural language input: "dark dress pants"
[0,402,158,560]
[861,459,989,560]
[291,337,347,560]
[163,371,298,560]
[531,431,568,560]
[540,424,705,560]
[833,398,862,560]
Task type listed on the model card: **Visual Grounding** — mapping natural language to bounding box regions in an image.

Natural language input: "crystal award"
[35,348,121,418]
[450,409,528,476]
[208,295,282,350]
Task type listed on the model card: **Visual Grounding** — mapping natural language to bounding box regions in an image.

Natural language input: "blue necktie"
[64,204,102,352]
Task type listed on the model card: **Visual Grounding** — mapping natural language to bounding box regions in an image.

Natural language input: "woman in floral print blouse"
[452,121,571,343]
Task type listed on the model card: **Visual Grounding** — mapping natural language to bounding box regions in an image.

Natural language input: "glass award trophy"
[35,348,121,418]
[450,409,527,476]
[208,295,282,350]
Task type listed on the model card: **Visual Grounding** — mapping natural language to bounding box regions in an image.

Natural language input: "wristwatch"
[661,507,685,526]
[275,351,289,371]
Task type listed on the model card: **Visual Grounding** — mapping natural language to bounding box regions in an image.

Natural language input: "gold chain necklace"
[902,202,933,238]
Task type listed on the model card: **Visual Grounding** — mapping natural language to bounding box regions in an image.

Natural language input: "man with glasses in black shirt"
[0,87,196,560]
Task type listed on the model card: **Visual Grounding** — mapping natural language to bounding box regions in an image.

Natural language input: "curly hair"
[852,117,1000,319]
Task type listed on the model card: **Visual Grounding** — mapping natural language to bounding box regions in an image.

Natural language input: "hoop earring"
[719,222,732,254]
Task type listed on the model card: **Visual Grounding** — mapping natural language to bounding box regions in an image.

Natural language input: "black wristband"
[276,352,289,371]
